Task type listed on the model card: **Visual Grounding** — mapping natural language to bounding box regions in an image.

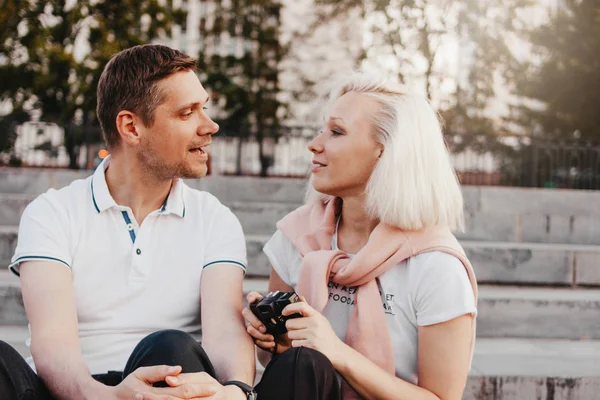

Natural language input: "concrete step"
[2,192,600,245]
[1,227,599,286]
[4,271,600,340]
[465,338,600,399]
[243,279,600,340]
[246,234,600,286]
[1,226,599,286]
[2,169,600,213]
[1,323,598,399]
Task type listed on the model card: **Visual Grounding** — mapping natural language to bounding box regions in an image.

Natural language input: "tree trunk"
[258,134,268,177]
[235,136,243,175]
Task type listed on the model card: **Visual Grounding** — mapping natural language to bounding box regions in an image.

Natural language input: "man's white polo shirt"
[9,156,247,375]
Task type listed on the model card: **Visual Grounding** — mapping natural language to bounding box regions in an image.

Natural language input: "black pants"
[0,330,214,399]
[0,330,340,399]
[257,346,341,400]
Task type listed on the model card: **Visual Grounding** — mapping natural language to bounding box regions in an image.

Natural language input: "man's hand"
[164,372,246,399]
[114,365,218,400]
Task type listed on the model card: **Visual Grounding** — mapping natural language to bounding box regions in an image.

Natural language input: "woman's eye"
[331,129,343,136]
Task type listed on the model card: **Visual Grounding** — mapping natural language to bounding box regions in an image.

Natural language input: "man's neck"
[104,155,173,225]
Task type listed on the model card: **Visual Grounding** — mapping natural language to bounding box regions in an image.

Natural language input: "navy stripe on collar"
[91,178,100,213]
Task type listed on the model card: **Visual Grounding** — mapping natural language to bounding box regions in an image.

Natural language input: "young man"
[0,45,256,400]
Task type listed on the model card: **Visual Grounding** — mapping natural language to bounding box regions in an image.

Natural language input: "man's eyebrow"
[176,97,210,112]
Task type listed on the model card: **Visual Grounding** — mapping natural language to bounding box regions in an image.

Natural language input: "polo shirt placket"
[91,164,186,286]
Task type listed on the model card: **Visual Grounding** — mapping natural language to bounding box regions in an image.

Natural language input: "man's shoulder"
[25,176,92,215]
[181,181,230,214]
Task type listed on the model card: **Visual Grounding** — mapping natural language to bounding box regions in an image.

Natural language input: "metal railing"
[2,122,599,190]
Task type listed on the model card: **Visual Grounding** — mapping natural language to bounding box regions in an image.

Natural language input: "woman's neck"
[337,195,379,254]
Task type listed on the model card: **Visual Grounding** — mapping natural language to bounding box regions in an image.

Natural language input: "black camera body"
[250,291,302,336]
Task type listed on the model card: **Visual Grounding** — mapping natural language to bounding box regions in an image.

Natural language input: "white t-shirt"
[9,157,247,374]
[263,228,477,384]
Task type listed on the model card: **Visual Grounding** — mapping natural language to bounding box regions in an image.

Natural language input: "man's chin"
[178,165,208,179]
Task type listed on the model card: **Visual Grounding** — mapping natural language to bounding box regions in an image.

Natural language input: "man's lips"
[189,143,211,154]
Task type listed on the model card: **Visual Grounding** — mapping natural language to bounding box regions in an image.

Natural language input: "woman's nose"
[308,131,324,153]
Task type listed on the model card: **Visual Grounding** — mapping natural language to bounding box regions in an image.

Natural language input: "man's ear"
[116,110,141,146]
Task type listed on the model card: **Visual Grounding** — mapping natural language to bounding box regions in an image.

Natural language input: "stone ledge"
[3,193,600,244]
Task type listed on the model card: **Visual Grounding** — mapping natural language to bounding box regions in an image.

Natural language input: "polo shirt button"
[136,249,141,255]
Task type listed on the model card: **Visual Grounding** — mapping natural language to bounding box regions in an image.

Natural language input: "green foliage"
[0,0,185,167]
[513,0,600,141]
[199,0,287,176]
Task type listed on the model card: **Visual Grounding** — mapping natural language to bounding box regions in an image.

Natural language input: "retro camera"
[250,291,302,336]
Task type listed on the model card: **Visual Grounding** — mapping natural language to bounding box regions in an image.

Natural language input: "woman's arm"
[336,315,474,400]
[283,301,474,400]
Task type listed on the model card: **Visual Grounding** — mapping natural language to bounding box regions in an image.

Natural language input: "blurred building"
[161,0,365,126]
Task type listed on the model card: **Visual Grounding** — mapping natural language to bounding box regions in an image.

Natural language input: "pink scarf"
[277,198,478,399]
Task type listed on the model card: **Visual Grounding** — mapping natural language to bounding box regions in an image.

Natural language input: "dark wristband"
[223,380,257,400]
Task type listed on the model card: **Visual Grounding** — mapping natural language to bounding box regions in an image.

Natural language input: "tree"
[512,0,600,141]
[314,1,527,99]
[0,0,185,168]
[310,0,548,190]
[199,0,287,177]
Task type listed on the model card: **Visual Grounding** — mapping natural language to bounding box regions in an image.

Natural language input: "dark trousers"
[0,331,341,400]
[257,347,341,400]
[0,330,214,400]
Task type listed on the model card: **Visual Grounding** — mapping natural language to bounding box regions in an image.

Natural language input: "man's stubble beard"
[136,144,204,181]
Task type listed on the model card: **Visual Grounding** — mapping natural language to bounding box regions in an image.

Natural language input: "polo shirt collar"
[91,155,186,217]
[161,178,186,217]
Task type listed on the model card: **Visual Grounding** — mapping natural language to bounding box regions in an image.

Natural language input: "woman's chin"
[312,184,337,198]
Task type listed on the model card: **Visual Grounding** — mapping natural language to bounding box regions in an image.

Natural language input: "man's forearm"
[203,328,256,385]
[33,346,113,400]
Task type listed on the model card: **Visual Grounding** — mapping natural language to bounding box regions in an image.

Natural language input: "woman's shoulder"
[403,251,471,288]
[277,200,330,239]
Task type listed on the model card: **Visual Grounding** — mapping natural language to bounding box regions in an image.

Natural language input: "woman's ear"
[377,144,384,159]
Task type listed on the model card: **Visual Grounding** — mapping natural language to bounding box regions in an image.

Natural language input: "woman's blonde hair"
[306,72,465,232]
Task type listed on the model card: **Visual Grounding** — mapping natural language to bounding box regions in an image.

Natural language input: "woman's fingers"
[255,339,276,351]
[282,301,315,318]
[246,291,263,304]
[246,324,274,343]
[241,306,267,334]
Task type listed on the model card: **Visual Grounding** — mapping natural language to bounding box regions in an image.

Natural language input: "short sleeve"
[262,229,299,287]
[9,191,72,276]
[412,251,477,326]
[202,202,247,273]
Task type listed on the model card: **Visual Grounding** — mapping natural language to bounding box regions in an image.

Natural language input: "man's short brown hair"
[96,44,197,149]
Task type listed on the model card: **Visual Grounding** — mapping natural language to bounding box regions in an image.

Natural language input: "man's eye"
[182,111,193,117]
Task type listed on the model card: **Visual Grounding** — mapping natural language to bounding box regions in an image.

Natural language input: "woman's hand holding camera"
[243,292,346,366]
[242,291,291,355]
[282,299,346,368]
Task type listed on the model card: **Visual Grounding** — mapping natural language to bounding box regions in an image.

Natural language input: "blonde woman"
[243,73,478,400]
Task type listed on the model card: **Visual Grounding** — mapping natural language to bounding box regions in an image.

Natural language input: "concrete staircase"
[0,170,600,399]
